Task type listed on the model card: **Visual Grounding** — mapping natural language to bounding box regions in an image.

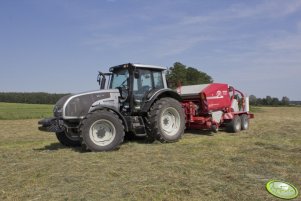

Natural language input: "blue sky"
[1,0,301,100]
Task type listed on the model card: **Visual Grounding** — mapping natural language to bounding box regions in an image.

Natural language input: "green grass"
[0,107,301,200]
[249,106,264,113]
[0,102,52,120]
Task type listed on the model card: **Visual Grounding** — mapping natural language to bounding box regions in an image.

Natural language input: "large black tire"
[80,110,125,152]
[227,115,241,133]
[55,131,81,147]
[241,114,249,130]
[145,97,185,142]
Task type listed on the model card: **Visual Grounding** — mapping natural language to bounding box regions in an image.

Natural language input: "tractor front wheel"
[80,110,125,151]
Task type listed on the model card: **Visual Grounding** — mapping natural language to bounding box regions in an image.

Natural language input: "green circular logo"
[266,180,299,199]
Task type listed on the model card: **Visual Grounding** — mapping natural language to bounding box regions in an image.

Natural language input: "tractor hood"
[54,89,120,119]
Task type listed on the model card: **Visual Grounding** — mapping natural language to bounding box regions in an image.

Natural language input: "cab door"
[133,69,164,109]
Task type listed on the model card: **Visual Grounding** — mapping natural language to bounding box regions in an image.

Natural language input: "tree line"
[249,95,290,106]
[0,92,69,104]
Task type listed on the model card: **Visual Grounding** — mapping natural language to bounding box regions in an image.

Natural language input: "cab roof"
[109,63,166,72]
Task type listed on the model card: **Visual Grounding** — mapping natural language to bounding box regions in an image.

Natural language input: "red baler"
[177,83,254,132]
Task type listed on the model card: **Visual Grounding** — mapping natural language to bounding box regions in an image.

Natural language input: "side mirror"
[97,74,101,86]
[97,72,106,89]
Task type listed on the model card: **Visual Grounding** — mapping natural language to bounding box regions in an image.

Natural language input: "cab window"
[153,71,163,89]
[133,69,164,102]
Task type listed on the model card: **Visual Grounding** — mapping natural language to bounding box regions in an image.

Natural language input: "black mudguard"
[141,89,182,113]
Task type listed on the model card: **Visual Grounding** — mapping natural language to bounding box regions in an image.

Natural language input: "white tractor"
[39,63,185,151]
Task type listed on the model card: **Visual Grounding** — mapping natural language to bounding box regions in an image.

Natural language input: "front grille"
[65,92,110,117]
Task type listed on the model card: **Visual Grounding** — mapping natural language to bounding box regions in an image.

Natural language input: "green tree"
[249,95,257,105]
[271,97,280,105]
[265,96,272,105]
[256,98,263,105]
[166,62,187,87]
[281,96,290,105]
[186,67,213,85]
[166,62,213,88]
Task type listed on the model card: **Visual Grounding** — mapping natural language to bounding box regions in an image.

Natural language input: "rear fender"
[141,89,182,113]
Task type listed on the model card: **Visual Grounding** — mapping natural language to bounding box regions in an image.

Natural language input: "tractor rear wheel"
[145,98,185,142]
[80,110,125,151]
[241,114,249,130]
[55,131,81,147]
[227,115,241,133]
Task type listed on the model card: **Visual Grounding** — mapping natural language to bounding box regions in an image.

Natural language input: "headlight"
[53,105,58,113]
[53,105,63,117]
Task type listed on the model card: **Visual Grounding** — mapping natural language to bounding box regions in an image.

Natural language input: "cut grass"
[0,102,52,120]
[0,107,300,200]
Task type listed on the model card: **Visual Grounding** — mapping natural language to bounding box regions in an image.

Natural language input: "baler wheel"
[227,115,241,133]
[241,114,249,130]
[211,125,218,133]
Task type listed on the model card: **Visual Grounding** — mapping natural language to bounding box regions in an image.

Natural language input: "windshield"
[110,69,129,89]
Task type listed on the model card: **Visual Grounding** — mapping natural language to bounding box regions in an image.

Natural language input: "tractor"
[39,63,186,151]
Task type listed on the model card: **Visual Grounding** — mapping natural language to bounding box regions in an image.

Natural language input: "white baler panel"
[177,84,209,96]
[244,96,249,112]
[212,110,223,123]
[231,99,239,112]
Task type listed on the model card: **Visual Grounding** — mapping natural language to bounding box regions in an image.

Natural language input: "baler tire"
[227,115,241,133]
[145,97,185,143]
[55,131,81,147]
[241,114,249,130]
[79,110,125,152]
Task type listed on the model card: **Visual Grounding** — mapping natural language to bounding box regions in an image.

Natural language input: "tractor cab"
[98,63,168,114]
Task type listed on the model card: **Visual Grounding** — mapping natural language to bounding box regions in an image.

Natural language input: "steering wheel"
[118,79,128,89]
[141,85,151,92]
[116,79,129,102]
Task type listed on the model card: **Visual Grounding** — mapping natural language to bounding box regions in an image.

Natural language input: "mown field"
[0,103,300,201]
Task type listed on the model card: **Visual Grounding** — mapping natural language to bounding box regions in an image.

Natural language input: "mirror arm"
[97,72,106,89]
